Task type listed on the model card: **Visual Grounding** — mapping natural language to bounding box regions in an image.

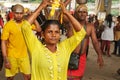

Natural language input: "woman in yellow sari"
[21,0,86,80]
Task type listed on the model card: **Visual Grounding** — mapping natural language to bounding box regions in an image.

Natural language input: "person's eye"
[83,11,87,13]
[78,11,82,13]
[55,31,60,34]
[48,31,52,33]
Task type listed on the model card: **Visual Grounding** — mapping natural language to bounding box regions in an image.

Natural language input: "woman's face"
[43,24,60,45]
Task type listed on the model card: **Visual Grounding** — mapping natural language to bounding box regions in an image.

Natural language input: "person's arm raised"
[27,0,50,25]
[33,20,41,32]
[61,3,83,32]
[21,0,50,54]
[64,0,71,7]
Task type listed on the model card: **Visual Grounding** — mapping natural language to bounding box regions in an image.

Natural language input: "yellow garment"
[30,24,36,30]
[1,19,28,58]
[21,21,86,80]
[6,56,31,77]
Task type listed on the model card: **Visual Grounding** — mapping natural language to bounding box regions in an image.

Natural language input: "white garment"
[101,21,115,41]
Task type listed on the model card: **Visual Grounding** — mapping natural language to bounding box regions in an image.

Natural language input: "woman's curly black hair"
[41,20,61,32]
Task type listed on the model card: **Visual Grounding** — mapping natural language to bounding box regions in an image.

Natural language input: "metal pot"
[76,0,87,4]
[44,6,61,20]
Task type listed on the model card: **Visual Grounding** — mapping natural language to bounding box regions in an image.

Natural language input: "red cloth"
[8,12,14,20]
[0,18,4,28]
[68,53,86,78]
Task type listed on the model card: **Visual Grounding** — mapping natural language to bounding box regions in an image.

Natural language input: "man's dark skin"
[64,5,104,79]
[64,5,104,68]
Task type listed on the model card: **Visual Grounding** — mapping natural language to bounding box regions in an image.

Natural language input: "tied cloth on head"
[75,4,88,13]
[50,0,63,23]
[13,4,24,13]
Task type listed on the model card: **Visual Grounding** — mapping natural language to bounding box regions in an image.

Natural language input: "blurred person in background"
[94,15,100,39]
[6,5,14,21]
[0,14,4,28]
[101,14,115,57]
[0,14,4,71]
[112,16,120,56]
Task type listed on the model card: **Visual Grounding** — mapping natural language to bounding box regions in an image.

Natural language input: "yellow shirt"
[21,21,86,80]
[1,19,28,58]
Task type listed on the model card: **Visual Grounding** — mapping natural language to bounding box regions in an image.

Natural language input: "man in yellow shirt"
[1,4,30,80]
